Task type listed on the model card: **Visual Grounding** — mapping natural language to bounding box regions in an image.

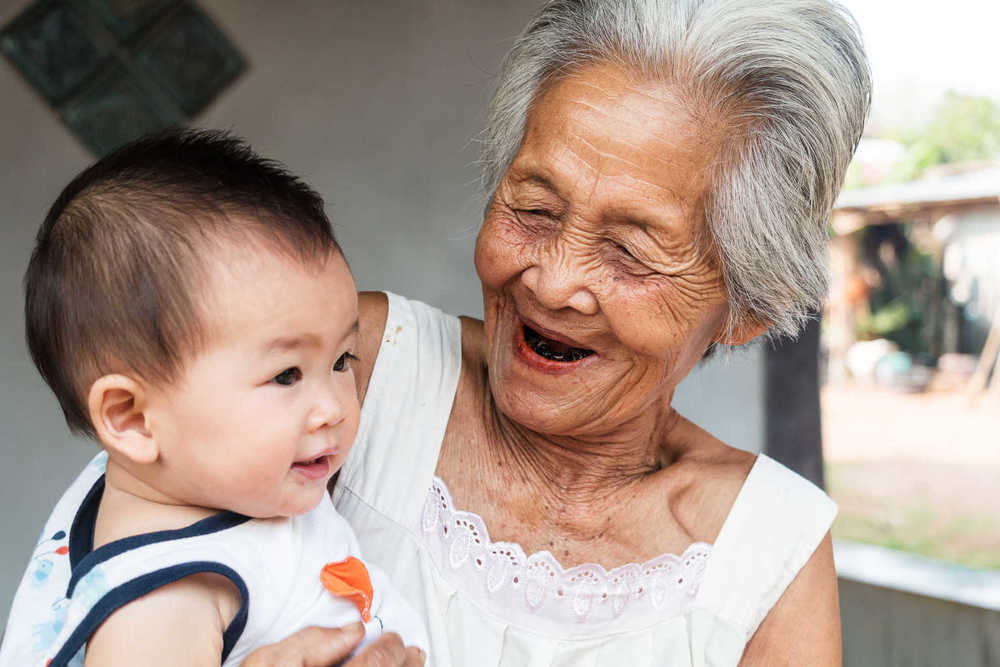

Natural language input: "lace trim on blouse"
[421,475,712,627]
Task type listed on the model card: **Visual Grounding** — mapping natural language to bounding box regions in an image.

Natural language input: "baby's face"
[145,241,360,518]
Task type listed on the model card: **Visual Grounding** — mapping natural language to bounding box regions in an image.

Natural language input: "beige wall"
[0,0,764,628]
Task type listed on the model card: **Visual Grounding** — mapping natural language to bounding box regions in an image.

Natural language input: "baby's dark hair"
[25,129,341,438]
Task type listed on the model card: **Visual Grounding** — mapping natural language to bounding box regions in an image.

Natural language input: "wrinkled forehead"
[511,62,728,224]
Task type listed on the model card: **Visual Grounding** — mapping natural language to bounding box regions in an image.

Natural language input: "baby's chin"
[237,487,331,519]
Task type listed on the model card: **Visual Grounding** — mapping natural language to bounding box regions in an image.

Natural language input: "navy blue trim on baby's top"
[68,474,104,570]
[49,562,250,667]
[59,472,253,665]
[66,474,250,596]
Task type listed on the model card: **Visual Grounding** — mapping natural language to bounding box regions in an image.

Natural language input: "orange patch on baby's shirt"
[320,556,374,622]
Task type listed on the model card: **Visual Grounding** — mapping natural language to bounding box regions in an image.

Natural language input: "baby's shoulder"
[94,489,218,548]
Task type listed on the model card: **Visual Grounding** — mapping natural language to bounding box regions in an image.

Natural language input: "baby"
[0,130,427,666]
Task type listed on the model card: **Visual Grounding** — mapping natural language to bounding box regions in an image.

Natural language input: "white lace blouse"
[332,293,836,666]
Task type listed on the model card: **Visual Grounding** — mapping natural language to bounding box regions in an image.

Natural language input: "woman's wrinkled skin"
[478,63,731,446]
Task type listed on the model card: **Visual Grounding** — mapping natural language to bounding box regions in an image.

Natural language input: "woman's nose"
[520,245,599,315]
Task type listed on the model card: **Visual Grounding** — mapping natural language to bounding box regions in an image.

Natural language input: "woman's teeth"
[524,325,594,362]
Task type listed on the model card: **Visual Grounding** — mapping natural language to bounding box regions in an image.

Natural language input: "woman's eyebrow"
[510,173,564,199]
[343,318,361,339]
[335,318,361,347]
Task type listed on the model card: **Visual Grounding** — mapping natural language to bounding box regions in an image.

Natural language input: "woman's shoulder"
[681,441,838,653]
[356,291,389,403]
[356,291,467,402]
[667,438,758,546]
[655,413,752,540]
[438,316,489,464]
[669,432,834,551]
[457,313,485,356]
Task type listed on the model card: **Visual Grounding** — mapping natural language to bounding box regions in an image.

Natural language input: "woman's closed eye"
[512,207,559,234]
[272,367,302,386]
[615,242,637,260]
[333,352,359,372]
[611,239,642,264]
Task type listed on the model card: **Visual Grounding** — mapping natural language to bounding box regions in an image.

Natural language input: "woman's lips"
[514,318,596,374]
[518,316,591,350]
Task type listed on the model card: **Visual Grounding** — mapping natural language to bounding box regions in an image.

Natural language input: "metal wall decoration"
[1,0,246,156]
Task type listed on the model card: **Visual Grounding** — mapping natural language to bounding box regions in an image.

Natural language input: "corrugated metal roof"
[835,168,1000,211]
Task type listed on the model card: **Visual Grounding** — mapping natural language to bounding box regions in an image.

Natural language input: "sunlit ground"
[822,382,1000,570]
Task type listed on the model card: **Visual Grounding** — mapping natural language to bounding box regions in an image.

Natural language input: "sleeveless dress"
[333,292,837,666]
[0,452,428,667]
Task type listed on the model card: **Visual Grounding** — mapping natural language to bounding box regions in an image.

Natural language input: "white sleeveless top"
[333,292,837,666]
[0,452,428,667]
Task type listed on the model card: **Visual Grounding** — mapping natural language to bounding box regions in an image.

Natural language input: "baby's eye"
[333,352,359,372]
[272,367,302,386]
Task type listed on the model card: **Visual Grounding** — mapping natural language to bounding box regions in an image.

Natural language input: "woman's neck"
[484,395,685,509]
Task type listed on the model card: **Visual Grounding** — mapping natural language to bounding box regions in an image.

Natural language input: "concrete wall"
[840,579,1000,666]
[836,540,1000,666]
[0,0,764,629]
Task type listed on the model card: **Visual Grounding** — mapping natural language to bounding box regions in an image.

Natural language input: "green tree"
[892,91,1000,182]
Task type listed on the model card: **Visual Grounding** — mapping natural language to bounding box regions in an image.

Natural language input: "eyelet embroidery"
[422,476,711,623]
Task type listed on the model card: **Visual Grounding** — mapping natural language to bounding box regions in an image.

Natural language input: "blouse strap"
[336,291,463,529]
[692,454,837,642]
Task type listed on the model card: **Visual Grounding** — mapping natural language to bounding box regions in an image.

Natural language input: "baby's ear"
[88,374,158,465]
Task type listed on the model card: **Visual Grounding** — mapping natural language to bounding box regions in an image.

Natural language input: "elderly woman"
[311,0,871,664]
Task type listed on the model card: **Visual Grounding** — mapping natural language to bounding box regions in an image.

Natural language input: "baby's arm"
[84,573,240,666]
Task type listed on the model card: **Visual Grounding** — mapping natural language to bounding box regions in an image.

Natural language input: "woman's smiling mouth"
[523,324,594,362]
[513,315,596,373]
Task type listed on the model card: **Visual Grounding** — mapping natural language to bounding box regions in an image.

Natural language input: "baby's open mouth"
[291,454,331,480]
[523,325,594,362]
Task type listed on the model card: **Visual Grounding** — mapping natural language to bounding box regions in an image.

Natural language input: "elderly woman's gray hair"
[482,0,871,340]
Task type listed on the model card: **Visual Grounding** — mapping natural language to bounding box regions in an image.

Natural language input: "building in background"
[829,163,1000,392]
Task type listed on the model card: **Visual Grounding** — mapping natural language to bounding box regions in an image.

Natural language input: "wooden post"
[967,303,1000,400]
[764,314,825,489]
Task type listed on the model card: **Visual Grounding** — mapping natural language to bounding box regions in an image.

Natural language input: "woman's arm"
[739,532,842,666]
[355,291,389,405]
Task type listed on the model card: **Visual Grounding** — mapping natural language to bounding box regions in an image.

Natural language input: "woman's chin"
[487,361,604,436]
[490,384,579,435]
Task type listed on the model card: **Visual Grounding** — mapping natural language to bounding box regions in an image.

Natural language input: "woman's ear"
[713,317,769,347]
[87,374,158,465]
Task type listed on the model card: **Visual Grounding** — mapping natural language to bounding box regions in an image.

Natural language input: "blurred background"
[0,0,997,663]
